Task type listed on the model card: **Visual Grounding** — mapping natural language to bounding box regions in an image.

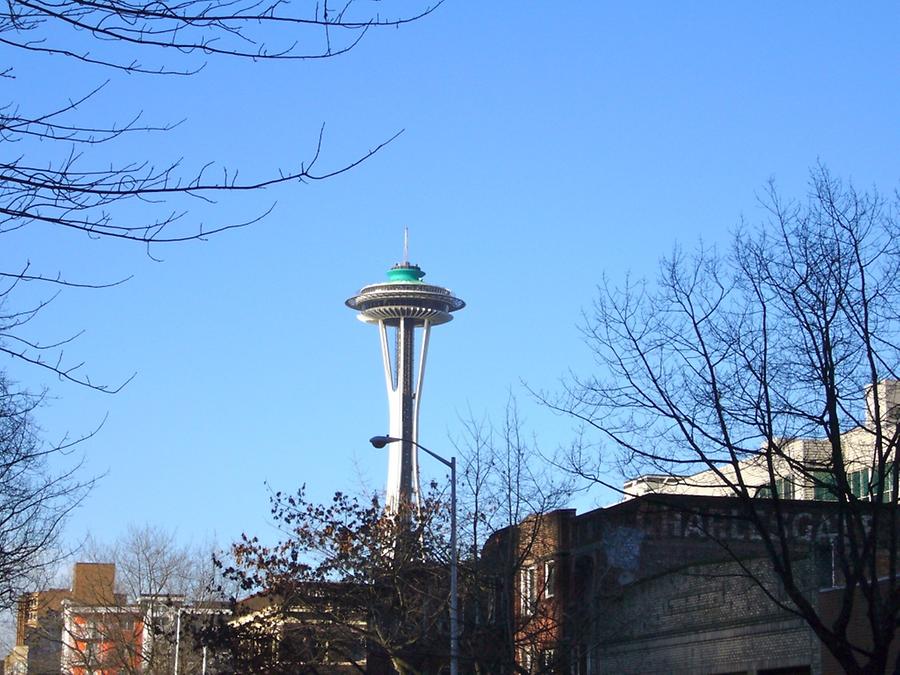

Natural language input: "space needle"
[346,236,465,513]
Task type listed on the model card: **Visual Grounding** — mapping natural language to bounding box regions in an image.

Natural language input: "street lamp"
[369,435,458,675]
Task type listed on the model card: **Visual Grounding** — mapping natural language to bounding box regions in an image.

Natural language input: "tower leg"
[378,319,425,514]
[398,317,415,508]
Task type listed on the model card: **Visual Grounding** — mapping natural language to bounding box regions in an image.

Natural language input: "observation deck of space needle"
[346,231,465,515]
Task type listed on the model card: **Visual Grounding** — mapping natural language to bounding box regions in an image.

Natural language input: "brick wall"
[592,558,821,674]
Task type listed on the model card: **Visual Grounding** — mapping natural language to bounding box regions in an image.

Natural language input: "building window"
[544,560,557,598]
[26,596,38,626]
[541,648,555,668]
[849,467,871,499]
[776,477,795,499]
[756,477,795,499]
[813,471,839,501]
[878,463,895,503]
[520,646,533,673]
[816,467,894,502]
[489,579,500,625]
[520,565,536,615]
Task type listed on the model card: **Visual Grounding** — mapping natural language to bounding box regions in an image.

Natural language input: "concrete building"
[60,591,229,674]
[624,381,900,503]
[59,598,145,675]
[228,586,371,674]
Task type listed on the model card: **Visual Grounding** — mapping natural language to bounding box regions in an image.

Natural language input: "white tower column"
[377,318,431,511]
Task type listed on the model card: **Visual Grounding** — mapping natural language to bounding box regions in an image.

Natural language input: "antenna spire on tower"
[403,227,409,264]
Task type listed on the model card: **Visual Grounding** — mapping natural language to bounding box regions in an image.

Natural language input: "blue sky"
[7,1,899,552]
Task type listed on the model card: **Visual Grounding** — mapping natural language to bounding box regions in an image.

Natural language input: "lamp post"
[369,435,458,675]
[173,607,181,675]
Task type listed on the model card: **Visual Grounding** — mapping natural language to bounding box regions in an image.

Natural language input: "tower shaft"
[398,318,415,505]
[379,317,431,511]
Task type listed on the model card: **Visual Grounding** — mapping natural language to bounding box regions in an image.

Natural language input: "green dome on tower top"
[387,263,425,283]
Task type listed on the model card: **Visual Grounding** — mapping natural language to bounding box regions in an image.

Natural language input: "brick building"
[4,563,125,675]
[487,495,877,675]
[481,380,900,674]
[4,563,229,674]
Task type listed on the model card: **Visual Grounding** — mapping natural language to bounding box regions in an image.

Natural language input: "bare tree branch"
[555,166,900,673]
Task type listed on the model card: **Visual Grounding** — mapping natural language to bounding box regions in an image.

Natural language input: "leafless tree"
[56,524,231,674]
[452,397,573,674]
[551,166,900,674]
[82,523,230,603]
[0,0,440,627]
[2,0,440,389]
[0,373,91,612]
